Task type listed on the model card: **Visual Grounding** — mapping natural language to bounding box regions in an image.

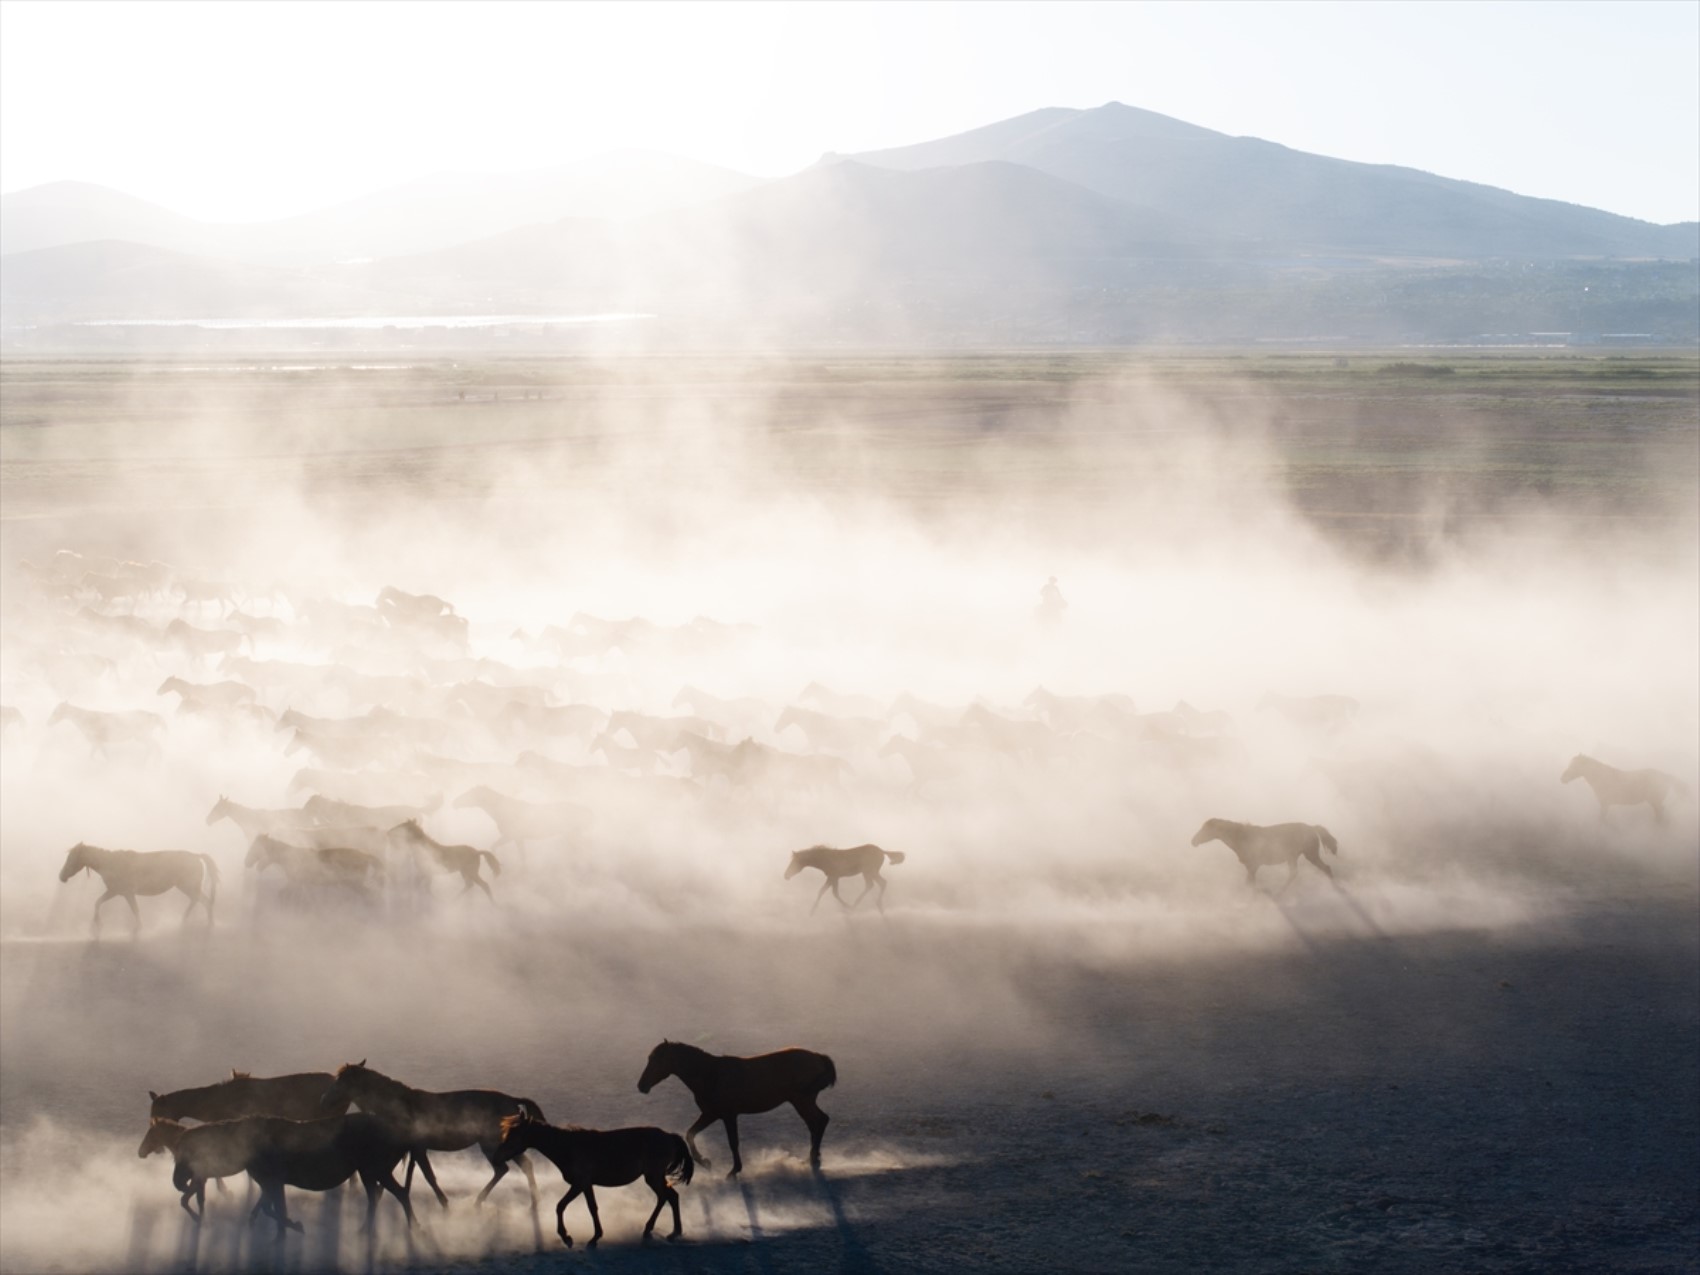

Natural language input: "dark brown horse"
[150,1070,347,1123]
[139,1114,412,1235]
[637,1040,836,1175]
[321,1060,542,1209]
[494,1112,692,1248]
[245,1114,416,1239]
[57,843,218,937]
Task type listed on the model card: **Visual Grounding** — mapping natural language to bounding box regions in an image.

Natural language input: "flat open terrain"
[1,353,1696,1273]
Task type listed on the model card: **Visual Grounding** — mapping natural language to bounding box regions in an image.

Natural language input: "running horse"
[57,843,219,937]
[1191,818,1338,891]
[151,1070,348,1122]
[320,1060,544,1210]
[387,820,501,901]
[139,1113,413,1236]
[784,844,906,914]
[1561,754,1687,824]
[493,1112,692,1248]
[245,834,384,899]
[637,1040,836,1175]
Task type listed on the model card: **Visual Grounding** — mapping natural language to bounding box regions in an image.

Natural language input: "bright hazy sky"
[2,0,1696,224]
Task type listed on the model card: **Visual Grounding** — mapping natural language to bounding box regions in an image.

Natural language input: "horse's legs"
[474,1153,509,1206]
[723,1114,743,1177]
[555,1185,582,1247]
[874,874,888,914]
[810,878,832,915]
[792,1096,830,1167]
[582,1186,604,1247]
[123,893,141,937]
[474,875,495,903]
[684,1112,715,1168]
[514,1151,540,1208]
[413,1149,449,1208]
[1278,863,1298,895]
[850,875,876,910]
[91,889,118,936]
[377,1165,416,1228]
[829,878,849,910]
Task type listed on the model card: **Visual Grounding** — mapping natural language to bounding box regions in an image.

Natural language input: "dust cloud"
[1,359,1695,1271]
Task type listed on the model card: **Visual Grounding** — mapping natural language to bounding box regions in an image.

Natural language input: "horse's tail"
[479,850,503,878]
[1315,826,1339,856]
[199,855,221,901]
[882,850,907,866]
[667,1135,694,1186]
[817,1054,838,1091]
[518,1097,545,1122]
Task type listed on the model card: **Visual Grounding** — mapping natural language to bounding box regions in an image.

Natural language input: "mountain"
[0,240,381,321]
[0,182,211,260]
[853,103,1700,261]
[0,152,759,265]
[5,105,1695,343]
[361,159,1191,320]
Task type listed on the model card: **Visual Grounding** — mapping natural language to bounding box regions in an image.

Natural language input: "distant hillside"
[854,103,1700,261]
[5,103,1696,344]
[0,152,760,265]
[0,240,378,321]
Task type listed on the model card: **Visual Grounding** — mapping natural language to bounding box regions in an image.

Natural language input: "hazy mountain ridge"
[851,102,1700,260]
[0,151,760,265]
[4,103,1696,341]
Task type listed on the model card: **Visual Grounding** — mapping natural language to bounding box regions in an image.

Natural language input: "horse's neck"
[80,846,115,869]
[355,1072,416,1114]
[670,1048,715,1091]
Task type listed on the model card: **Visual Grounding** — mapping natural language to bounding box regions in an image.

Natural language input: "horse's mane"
[657,1038,711,1061]
[230,1069,251,1080]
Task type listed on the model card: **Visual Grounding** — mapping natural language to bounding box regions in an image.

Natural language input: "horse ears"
[149,1090,160,1101]
[357,1058,366,1067]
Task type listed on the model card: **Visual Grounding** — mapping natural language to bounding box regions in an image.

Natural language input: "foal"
[494,1113,691,1248]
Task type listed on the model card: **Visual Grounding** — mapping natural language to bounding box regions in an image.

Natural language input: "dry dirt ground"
[1,355,1695,1274]
[0,872,1695,1274]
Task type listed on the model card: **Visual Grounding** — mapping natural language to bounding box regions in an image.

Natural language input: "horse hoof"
[560,1235,573,1249]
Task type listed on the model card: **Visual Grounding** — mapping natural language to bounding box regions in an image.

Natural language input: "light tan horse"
[1191,818,1338,891]
[387,820,500,901]
[58,844,218,936]
[784,844,906,914]
[245,834,384,898]
[1562,755,1687,824]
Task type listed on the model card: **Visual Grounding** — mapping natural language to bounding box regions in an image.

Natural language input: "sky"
[1,0,1696,225]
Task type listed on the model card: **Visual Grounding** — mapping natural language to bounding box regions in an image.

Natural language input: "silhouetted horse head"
[320,1059,369,1108]
[638,1041,687,1095]
[138,1118,184,1159]
[58,843,95,882]
[494,1110,544,1161]
[1190,819,1227,848]
[1561,754,1592,784]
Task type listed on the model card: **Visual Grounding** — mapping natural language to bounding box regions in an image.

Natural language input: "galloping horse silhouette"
[1561,754,1686,824]
[637,1040,836,1175]
[58,844,218,936]
[150,1070,347,1122]
[493,1112,692,1248]
[1191,819,1338,891]
[785,844,906,913]
[321,1060,543,1210]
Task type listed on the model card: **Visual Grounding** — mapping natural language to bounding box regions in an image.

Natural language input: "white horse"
[1561,755,1686,824]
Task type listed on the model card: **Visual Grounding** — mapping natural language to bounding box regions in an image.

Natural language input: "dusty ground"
[1,353,1695,1273]
[1,871,1695,1274]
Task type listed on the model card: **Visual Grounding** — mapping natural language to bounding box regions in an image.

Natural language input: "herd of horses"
[138,1045,836,1246]
[7,545,1691,1256]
